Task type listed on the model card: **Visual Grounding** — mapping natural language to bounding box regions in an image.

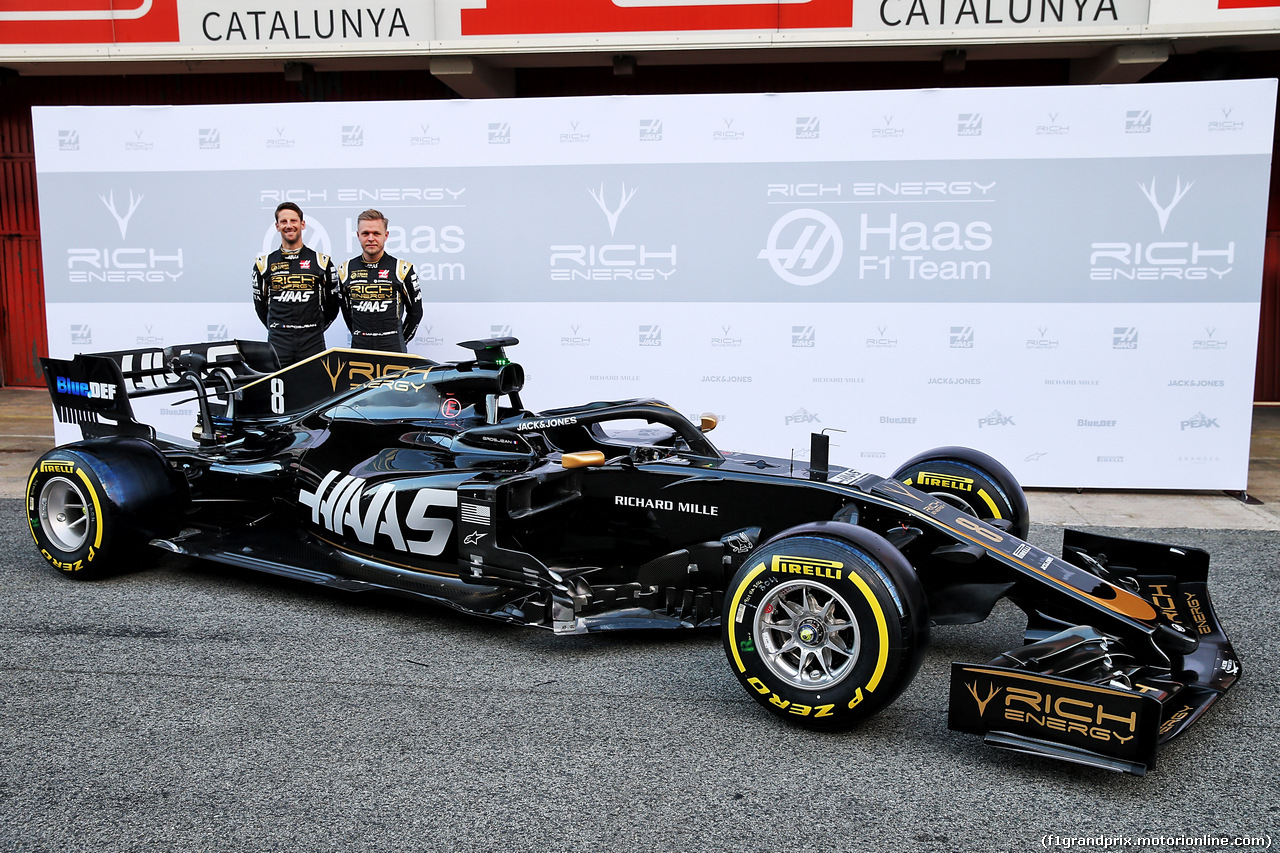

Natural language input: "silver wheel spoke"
[753,576,863,691]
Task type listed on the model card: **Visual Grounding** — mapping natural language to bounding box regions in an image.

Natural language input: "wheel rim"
[39,476,91,552]
[753,579,861,690]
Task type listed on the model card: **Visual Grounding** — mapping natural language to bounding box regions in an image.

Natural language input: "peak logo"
[758,209,843,286]
[785,408,821,426]
[1181,412,1220,431]
[978,410,1015,428]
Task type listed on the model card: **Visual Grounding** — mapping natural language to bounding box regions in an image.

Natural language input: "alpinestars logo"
[795,117,819,139]
[758,209,843,286]
[100,190,143,239]
[1138,177,1192,233]
[588,183,637,236]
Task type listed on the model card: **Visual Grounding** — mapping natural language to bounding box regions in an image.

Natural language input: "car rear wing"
[42,340,431,440]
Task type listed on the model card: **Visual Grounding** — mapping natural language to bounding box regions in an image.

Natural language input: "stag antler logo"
[322,357,345,391]
[1138,177,1193,234]
[99,190,144,239]
[966,681,1002,716]
[588,183,637,236]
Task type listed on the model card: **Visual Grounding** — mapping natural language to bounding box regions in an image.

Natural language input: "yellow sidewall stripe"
[727,562,768,673]
[728,555,891,695]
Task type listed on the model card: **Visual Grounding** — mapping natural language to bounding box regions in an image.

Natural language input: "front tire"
[892,446,1029,541]
[26,439,184,580]
[723,529,927,731]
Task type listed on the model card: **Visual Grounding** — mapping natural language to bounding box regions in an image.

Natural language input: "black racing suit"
[251,246,340,365]
[338,253,424,353]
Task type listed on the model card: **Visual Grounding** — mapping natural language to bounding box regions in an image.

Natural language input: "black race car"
[27,337,1239,775]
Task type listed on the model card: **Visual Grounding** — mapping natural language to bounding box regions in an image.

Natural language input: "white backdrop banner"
[32,80,1277,489]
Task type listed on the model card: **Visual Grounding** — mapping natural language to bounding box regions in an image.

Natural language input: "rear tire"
[892,447,1029,540]
[26,439,184,580]
[723,529,927,730]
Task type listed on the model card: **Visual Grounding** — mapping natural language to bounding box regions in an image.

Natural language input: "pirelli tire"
[723,524,928,731]
[26,438,185,580]
[892,446,1029,541]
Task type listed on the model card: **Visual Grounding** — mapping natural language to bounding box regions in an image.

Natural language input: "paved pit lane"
[1,499,1276,852]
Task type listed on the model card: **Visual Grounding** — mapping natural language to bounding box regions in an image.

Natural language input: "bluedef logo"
[55,376,117,400]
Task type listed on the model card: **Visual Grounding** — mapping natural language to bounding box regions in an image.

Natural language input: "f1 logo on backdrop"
[1,0,179,44]
[462,0,851,35]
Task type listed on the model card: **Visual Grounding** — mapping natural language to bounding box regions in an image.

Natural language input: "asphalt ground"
[2,500,1277,852]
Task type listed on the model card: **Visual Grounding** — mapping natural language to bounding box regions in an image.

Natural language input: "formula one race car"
[27,337,1239,775]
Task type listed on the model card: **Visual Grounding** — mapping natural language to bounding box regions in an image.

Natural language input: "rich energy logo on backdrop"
[551,183,677,282]
[67,190,184,284]
[1089,177,1234,281]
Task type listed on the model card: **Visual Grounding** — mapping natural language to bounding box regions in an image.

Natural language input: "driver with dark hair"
[338,208,424,353]
[251,202,340,365]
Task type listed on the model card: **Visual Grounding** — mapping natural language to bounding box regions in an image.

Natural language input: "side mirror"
[698,413,719,433]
